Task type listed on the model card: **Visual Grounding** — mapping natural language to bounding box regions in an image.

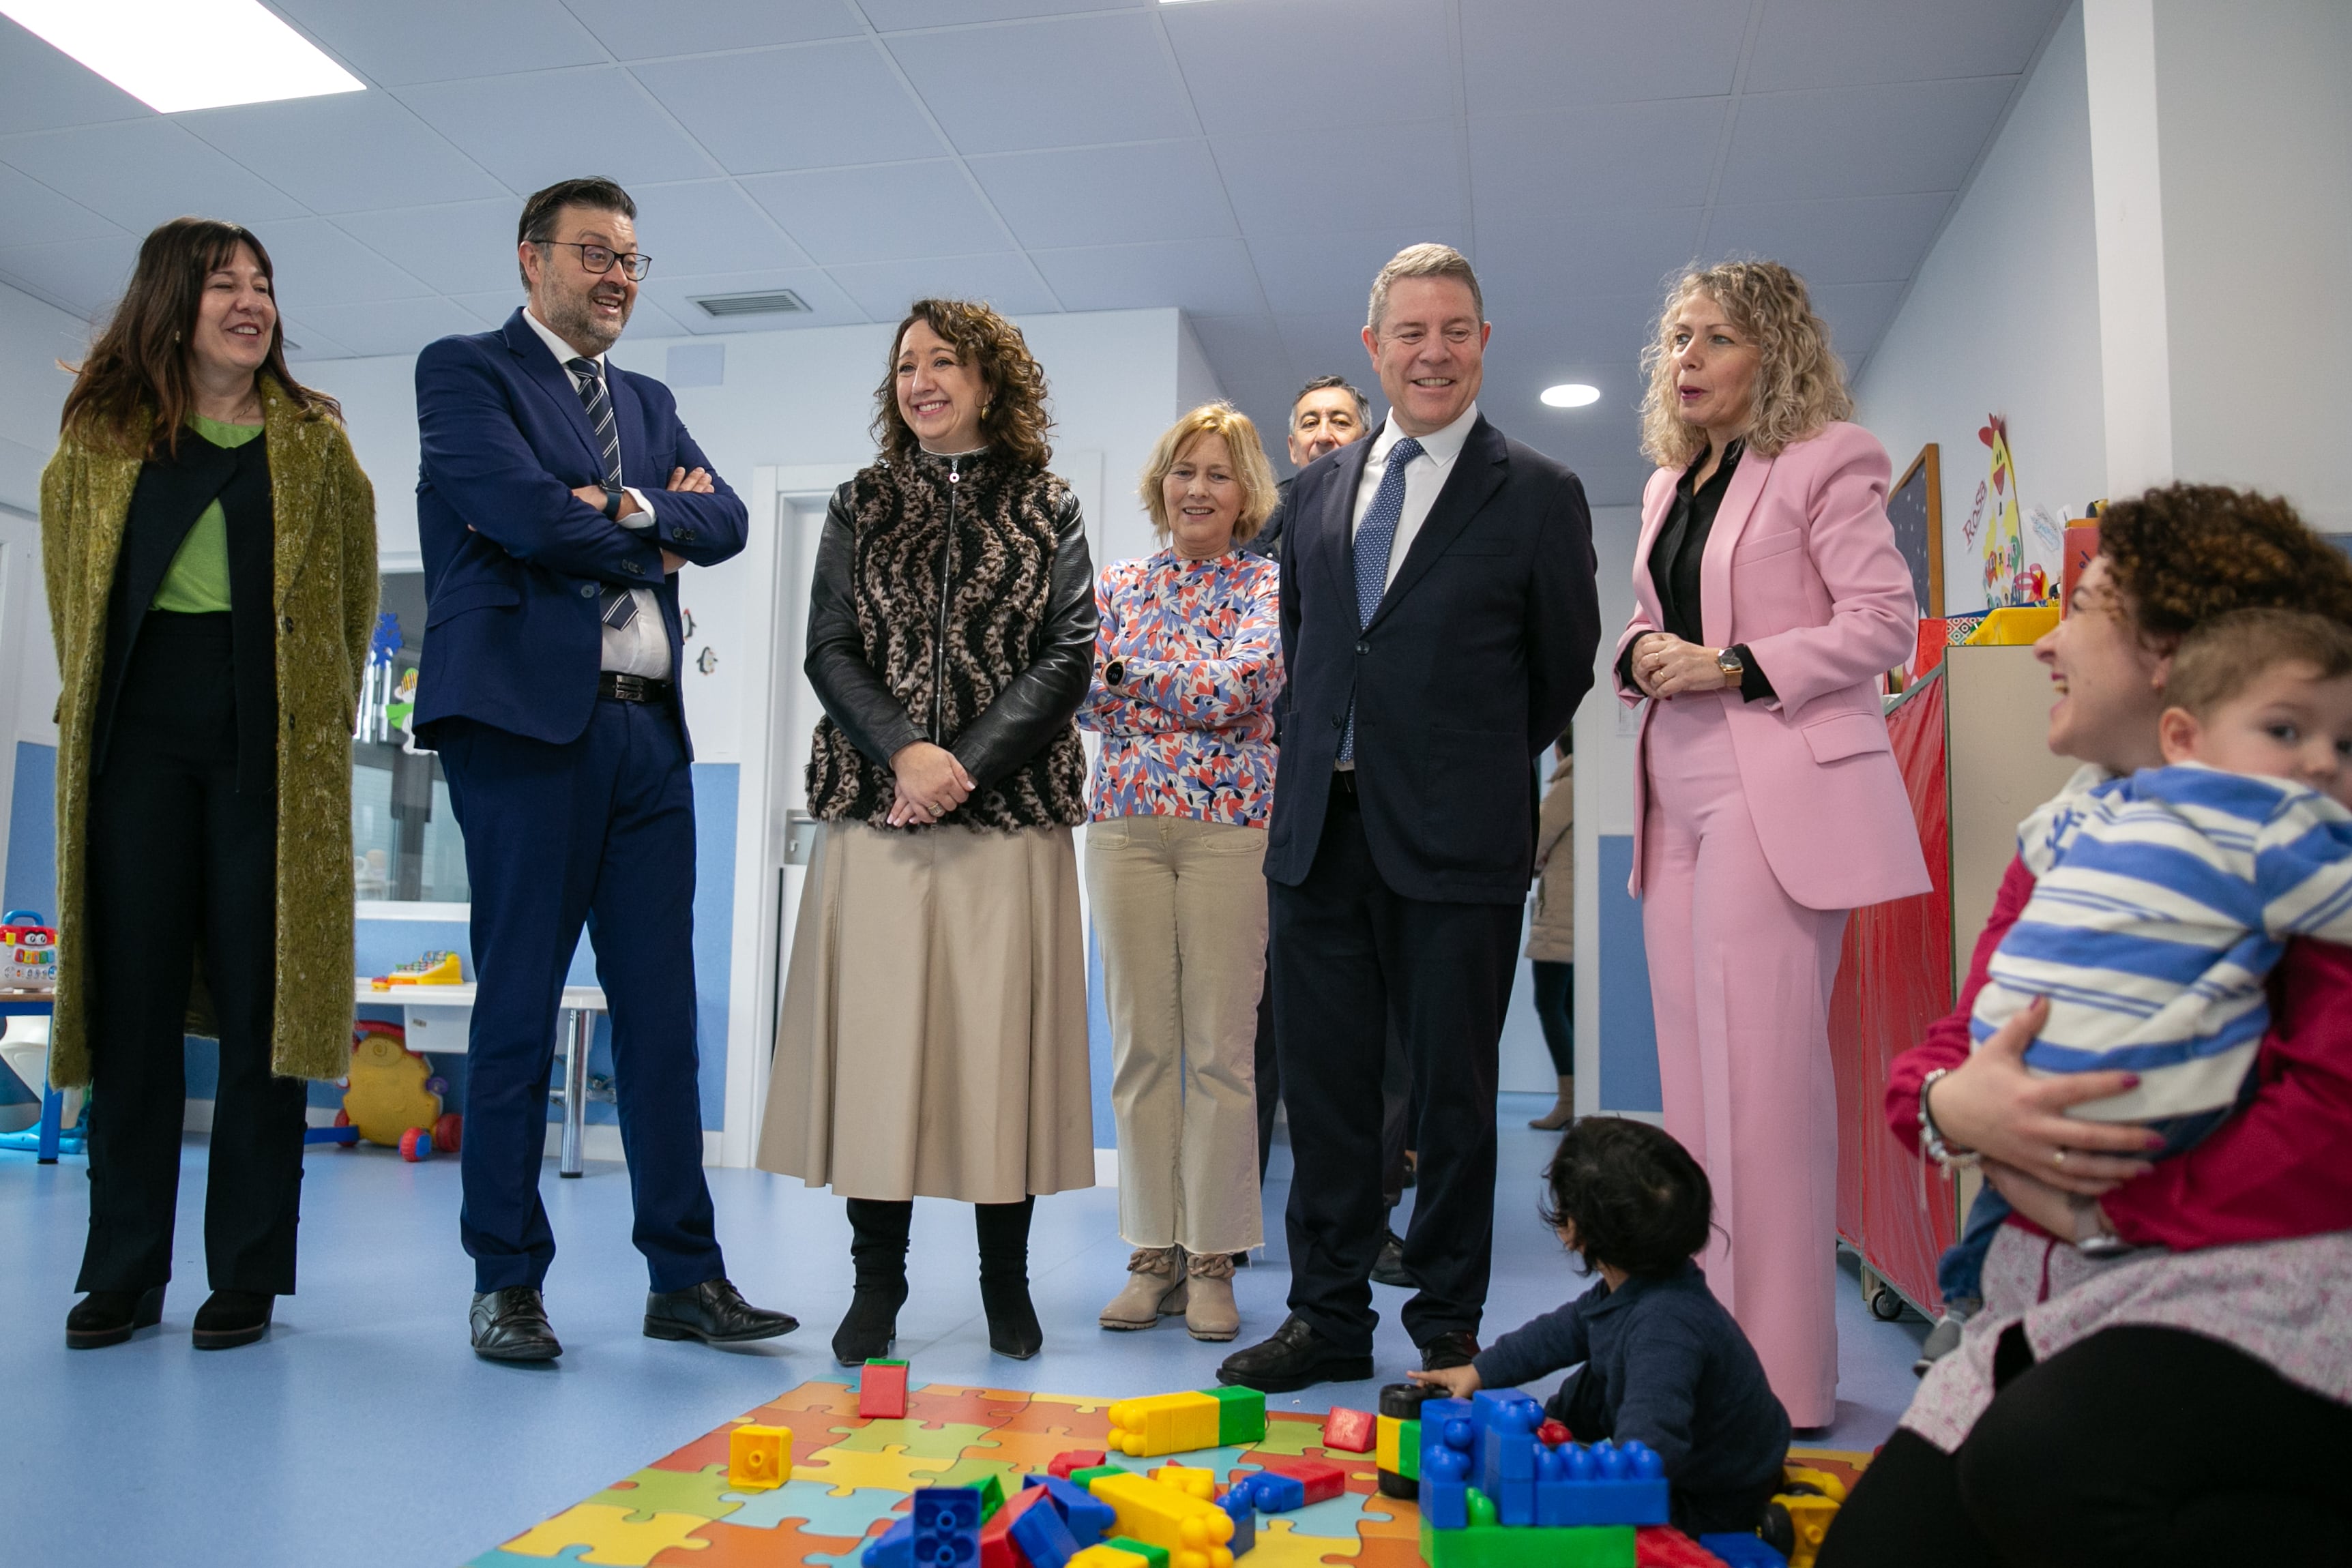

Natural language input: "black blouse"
[1620,439,1774,703]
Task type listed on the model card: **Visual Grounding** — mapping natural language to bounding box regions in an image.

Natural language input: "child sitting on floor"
[1409,1116,1790,1536]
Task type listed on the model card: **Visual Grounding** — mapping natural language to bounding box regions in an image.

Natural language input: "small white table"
[353,981,611,1177]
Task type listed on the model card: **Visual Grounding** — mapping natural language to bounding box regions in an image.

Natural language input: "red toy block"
[978,1484,1053,1568]
[1047,1449,1108,1479]
[1259,1454,1346,1505]
[1321,1408,1377,1453]
[1637,1524,1731,1567]
[858,1359,909,1419]
[1538,1420,1573,1447]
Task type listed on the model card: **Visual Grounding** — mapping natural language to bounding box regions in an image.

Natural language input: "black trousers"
[78,615,303,1295]
[1818,1325,2352,1568]
[1272,786,1517,1351]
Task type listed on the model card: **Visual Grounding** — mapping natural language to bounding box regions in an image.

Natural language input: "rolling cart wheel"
[1868,1284,1906,1322]
[399,1126,432,1162]
[433,1112,463,1154]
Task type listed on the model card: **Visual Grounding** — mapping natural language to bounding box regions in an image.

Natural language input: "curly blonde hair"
[1138,402,1280,544]
[872,297,1053,469]
[1638,260,1852,468]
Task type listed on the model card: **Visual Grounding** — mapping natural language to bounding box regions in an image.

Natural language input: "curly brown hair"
[2098,483,2352,649]
[1639,260,1852,467]
[871,298,1052,469]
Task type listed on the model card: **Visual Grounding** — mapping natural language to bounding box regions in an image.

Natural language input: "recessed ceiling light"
[0,0,364,114]
[1540,383,1601,409]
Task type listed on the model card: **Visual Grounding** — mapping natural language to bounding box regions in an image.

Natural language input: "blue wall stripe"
[1597,834,1662,1113]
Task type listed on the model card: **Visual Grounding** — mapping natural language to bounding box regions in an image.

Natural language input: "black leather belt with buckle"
[598,672,673,704]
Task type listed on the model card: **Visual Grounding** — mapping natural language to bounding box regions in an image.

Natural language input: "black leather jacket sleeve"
[949,490,1098,791]
[804,488,926,767]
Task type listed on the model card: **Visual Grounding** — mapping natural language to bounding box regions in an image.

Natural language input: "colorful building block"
[1398,1423,1422,1482]
[1635,1526,1734,1568]
[1149,1464,1217,1500]
[1025,1475,1117,1543]
[1070,1466,1126,1490]
[1068,1545,1155,1568]
[1218,1488,1254,1558]
[860,1358,909,1419]
[1232,1471,1302,1513]
[971,1472,1008,1522]
[1538,1421,1573,1448]
[727,1423,791,1491]
[915,1487,983,1568]
[1010,1488,1087,1568]
[1107,1391,1223,1458]
[1420,1511,1636,1568]
[1536,1440,1670,1528]
[863,1513,913,1568]
[1203,1386,1267,1447]
[1050,1450,1110,1479]
[980,1485,1057,1568]
[1477,1395,1542,1526]
[1255,1455,1344,1506]
[1321,1406,1376,1453]
[1088,1471,1237,1568]
[1696,1535,1787,1568]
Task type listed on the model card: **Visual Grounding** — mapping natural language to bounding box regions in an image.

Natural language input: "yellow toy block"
[1068,1547,1152,1568]
[1089,1471,1235,1568]
[1106,1391,1221,1458]
[1149,1463,1216,1500]
[728,1423,791,1491]
[1375,1413,1401,1473]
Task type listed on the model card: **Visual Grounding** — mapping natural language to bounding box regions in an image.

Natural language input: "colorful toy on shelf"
[1107,1391,1221,1458]
[860,1357,909,1419]
[727,1423,791,1491]
[0,911,56,990]
[1415,1387,1657,1567]
[1085,1472,1235,1568]
[370,949,462,990]
[1049,1451,1109,1480]
[342,1022,460,1153]
[1321,1407,1377,1453]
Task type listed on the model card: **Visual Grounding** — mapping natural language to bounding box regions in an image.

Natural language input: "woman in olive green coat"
[43,218,376,1350]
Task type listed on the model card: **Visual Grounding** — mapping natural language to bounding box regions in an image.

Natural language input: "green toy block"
[1399,1419,1422,1481]
[1420,1517,1635,1568]
[1108,1536,1170,1568]
[1201,1385,1267,1447]
[1072,1465,1126,1490]
[973,1471,1006,1520]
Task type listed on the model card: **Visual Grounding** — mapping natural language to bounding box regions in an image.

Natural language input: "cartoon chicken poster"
[1957,415,2055,609]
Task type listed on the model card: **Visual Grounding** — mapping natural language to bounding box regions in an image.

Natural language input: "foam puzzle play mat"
[465,1371,1870,1568]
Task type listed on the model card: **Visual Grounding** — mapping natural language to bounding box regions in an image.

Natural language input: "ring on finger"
[2051,1148,2068,1170]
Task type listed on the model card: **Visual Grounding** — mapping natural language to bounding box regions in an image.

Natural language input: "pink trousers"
[1641,693,1847,1428]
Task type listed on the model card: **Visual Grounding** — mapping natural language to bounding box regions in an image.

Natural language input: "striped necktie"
[567,356,638,631]
[1337,435,1422,763]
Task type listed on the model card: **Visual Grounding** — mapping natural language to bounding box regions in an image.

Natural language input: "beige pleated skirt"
[757,819,1096,1204]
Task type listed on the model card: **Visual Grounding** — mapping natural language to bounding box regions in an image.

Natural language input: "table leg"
[561,1007,589,1179]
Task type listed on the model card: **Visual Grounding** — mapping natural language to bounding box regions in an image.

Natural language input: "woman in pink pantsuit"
[1615,261,1929,1428]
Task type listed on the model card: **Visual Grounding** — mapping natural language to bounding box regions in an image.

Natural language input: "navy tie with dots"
[568,356,638,632]
[1337,436,1422,763]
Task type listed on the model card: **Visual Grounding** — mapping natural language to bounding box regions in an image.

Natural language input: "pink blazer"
[1617,421,1930,912]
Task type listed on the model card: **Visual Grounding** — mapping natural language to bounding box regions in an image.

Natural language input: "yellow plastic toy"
[729,1423,791,1491]
[341,1024,447,1152]
[1771,1464,1849,1568]
[1068,1547,1152,1568]
[1087,1472,1235,1568]
[371,949,462,990]
[1148,1464,1216,1500]
[1106,1391,1221,1458]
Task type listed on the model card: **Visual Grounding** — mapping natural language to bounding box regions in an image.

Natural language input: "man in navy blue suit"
[1218,245,1600,1392]
[413,177,793,1361]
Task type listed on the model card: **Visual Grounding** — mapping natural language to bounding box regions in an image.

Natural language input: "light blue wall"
[1596,834,1661,1113]
[4,739,55,919]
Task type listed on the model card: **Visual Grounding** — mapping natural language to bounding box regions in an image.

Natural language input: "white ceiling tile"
[1722,78,2015,203]
[285,295,495,359]
[0,162,122,243]
[0,119,309,232]
[1214,125,1462,238]
[741,161,1014,263]
[559,0,862,61]
[638,265,871,332]
[890,12,1196,154]
[180,94,508,216]
[1248,227,1469,316]
[277,315,357,361]
[1469,100,1728,216]
[1483,289,1662,371]
[860,0,1146,28]
[633,42,945,174]
[970,141,1232,250]
[615,295,696,340]
[1031,239,1263,316]
[0,233,137,317]
[269,0,608,86]
[244,218,437,309]
[1271,310,1374,383]
[1809,279,1907,364]
[1164,0,1454,136]
[1746,0,2063,91]
[826,252,1060,319]
[396,69,722,190]
[628,181,812,275]
[1188,314,1293,394]
[1460,0,1750,113]
[0,17,149,134]
[452,290,527,327]
[334,201,531,297]
[1472,208,1703,304]
[1701,193,1954,285]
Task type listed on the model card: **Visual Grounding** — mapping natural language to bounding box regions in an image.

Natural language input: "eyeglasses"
[542,241,652,282]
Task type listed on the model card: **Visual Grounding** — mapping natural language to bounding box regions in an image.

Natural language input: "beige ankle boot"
[1183,1250,1239,1342]
[1100,1246,1187,1330]
[1529,1075,1574,1130]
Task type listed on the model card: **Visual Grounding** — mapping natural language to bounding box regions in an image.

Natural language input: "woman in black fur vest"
[758,298,1098,1363]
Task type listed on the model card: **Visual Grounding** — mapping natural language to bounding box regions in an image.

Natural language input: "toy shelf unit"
[353,980,611,1177]
[1826,647,2079,1320]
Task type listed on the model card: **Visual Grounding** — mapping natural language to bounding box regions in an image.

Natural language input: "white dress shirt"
[1349,400,1480,593]
[522,308,669,679]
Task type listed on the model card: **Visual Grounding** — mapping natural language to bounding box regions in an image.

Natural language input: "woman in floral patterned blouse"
[1081,402,1283,1342]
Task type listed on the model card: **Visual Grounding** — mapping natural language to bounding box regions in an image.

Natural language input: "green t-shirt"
[149,415,263,614]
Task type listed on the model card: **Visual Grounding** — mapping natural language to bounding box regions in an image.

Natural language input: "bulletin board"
[1890,443,1943,618]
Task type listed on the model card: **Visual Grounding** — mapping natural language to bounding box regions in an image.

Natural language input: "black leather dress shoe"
[1368,1228,1413,1288]
[193,1290,274,1350]
[471,1286,562,1362]
[65,1285,165,1350]
[1420,1330,1480,1372]
[645,1277,799,1345]
[1216,1312,1373,1393]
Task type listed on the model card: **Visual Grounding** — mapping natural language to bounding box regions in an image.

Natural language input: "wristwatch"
[1714,647,1745,682]
[601,486,625,520]
[1102,658,1125,687]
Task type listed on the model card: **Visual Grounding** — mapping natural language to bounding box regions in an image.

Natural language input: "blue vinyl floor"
[3,1095,1926,1568]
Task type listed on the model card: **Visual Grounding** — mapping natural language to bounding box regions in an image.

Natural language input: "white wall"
[0,283,88,519]
[1853,2,2106,616]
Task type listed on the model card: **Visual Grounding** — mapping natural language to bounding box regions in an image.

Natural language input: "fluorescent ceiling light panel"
[1540,383,1601,409]
[0,0,364,114]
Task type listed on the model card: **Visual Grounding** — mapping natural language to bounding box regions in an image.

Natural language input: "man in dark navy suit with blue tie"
[1219,245,1600,1392]
[413,177,793,1361]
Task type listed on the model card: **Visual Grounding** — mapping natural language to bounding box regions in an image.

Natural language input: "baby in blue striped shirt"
[1973,608,2352,1162]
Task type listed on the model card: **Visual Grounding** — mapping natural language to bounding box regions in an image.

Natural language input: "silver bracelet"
[1918,1069,1980,1172]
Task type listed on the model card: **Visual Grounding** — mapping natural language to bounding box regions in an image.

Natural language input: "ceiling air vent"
[691,289,811,319]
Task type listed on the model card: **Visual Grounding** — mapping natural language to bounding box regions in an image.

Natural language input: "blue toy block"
[1219,1488,1256,1558]
[1417,1397,1473,1471]
[1699,1533,1789,1567]
[1421,1476,1469,1531]
[862,1514,913,1568]
[1008,1491,1083,1568]
[1242,1471,1305,1513]
[1023,1475,1115,1543]
[1469,1389,1543,1443]
[913,1486,982,1568]
[1533,1439,1669,1527]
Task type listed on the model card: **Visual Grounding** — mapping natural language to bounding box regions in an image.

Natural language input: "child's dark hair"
[1540,1119,1713,1278]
